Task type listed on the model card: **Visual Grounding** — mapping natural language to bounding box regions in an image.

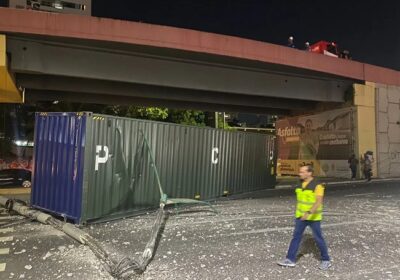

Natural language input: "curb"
[275,177,400,189]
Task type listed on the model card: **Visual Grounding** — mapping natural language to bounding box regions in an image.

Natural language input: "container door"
[31,112,86,222]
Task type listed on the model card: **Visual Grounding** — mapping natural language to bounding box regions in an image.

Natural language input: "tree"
[167,109,206,126]
[126,106,169,121]
[101,106,207,126]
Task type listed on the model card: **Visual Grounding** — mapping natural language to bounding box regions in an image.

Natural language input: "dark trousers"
[286,218,330,262]
[364,168,372,180]
[350,166,357,179]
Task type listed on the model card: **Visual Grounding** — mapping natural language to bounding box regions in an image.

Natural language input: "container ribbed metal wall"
[31,112,86,222]
[32,112,276,224]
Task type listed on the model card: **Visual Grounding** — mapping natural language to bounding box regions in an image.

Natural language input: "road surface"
[1,180,399,279]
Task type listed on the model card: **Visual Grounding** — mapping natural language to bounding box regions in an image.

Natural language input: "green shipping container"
[32,112,276,224]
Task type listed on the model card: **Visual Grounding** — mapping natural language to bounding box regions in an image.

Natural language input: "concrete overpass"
[0,8,399,178]
[1,8,399,114]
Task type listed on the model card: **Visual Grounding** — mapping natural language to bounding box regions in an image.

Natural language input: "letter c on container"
[211,147,219,164]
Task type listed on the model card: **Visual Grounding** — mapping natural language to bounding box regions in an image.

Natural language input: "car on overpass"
[310,40,351,59]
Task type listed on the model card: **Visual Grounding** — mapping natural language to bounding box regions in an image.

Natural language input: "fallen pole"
[0,132,217,279]
[0,195,168,279]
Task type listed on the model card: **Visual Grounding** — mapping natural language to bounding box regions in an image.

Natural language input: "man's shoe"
[277,258,296,267]
[319,260,332,270]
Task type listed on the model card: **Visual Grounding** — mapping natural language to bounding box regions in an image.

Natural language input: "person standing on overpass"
[304,42,311,51]
[287,36,296,48]
[277,165,331,270]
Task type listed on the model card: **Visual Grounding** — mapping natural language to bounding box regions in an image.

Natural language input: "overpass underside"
[2,35,356,114]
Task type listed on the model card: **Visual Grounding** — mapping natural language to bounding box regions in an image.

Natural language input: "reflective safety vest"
[295,179,323,221]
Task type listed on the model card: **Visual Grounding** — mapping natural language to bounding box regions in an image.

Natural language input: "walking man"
[277,165,331,270]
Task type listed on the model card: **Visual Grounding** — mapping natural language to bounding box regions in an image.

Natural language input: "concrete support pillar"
[353,83,377,178]
[374,84,400,178]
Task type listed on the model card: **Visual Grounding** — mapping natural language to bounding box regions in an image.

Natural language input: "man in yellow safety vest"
[277,164,331,270]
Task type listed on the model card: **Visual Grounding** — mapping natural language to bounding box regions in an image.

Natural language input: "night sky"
[93,0,400,70]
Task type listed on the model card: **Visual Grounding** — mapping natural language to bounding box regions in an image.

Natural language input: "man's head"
[299,164,314,180]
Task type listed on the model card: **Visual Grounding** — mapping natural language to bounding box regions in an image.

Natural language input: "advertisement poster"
[276,108,354,177]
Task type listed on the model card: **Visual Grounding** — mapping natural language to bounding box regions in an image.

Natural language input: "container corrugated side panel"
[226,132,274,195]
[82,116,160,222]
[81,114,275,222]
[163,124,222,200]
[31,113,86,222]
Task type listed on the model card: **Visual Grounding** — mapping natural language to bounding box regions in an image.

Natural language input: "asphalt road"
[1,180,399,280]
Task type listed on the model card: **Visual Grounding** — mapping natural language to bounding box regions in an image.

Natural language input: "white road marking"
[0,227,13,234]
[0,248,10,255]
[0,216,16,221]
[167,214,294,226]
[345,193,375,197]
[0,236,13,242]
